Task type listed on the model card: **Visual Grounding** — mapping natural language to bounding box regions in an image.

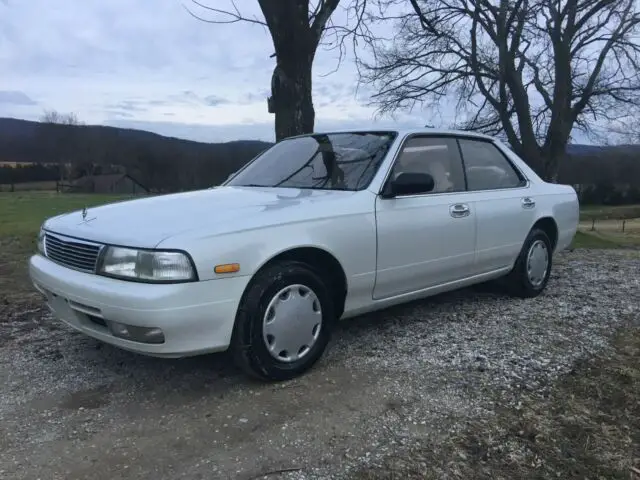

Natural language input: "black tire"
[504,227,553,298]
[230,260,335,381]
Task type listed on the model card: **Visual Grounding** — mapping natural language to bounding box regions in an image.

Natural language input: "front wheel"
[504,228,553,298]
[230,260,335,381]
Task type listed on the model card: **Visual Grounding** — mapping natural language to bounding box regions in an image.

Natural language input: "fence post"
[622,220,626,233]
[591,219,595,231]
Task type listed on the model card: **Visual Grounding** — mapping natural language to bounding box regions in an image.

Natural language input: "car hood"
[43,186,357,248]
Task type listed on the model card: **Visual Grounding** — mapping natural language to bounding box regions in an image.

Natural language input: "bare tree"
[186,0,373,142]
[606,110,640,145]
[40,110,80,126]
[38,109,82,186]
[359,0,640,182]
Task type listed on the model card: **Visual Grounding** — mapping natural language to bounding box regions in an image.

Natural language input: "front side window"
[390,136,466,193]
[458,139,525,191]
[226,132,397,191]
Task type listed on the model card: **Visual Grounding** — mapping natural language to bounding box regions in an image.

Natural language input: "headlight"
[37,227,46,255]
[99,247,197,282]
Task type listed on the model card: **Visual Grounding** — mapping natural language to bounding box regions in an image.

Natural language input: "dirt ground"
[1,249,639,480]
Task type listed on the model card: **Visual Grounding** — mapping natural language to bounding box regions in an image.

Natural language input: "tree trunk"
[541,141,568,183]
[274,57,315,142]
[541,35,572,184]
[260,0,320,143]
[518,147,547,181]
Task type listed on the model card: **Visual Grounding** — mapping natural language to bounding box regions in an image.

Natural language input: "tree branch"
[358,0,640,180]
[185,0,267,26]
[311,0,341,42]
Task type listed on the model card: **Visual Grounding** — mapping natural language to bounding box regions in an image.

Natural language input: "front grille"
[45,233,102,273]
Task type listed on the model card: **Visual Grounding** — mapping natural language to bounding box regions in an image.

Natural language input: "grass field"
[0,192,136,303]
[0,191,134,237]
[580,203,640,221]
[0,180,59,193]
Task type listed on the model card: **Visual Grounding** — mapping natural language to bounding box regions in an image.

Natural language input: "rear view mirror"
[382,172,435,198]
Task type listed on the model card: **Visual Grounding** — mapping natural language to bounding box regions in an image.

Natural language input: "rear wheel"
[504,227,553,298]
[230,260,335,381]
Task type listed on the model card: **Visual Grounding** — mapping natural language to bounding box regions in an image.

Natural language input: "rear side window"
[458,139,525,191]
[391,136,466,193]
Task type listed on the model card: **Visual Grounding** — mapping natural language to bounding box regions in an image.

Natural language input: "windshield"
[226,131,397,191]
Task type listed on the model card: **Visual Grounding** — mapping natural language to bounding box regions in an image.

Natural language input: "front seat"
[427,160,453,192]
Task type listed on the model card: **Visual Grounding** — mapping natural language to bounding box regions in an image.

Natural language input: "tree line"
[2,114,639,204]
[557,146,640,205]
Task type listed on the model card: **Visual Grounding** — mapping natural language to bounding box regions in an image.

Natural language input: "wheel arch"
[532,216,559,251]
[246,245,349,319]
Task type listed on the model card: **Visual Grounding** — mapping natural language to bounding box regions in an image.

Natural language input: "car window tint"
[459,139,524,191]
[391,137,465,193]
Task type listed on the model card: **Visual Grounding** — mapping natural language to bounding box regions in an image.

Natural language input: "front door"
[373,135,477,300]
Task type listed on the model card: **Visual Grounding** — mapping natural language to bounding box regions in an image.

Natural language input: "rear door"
[457,138,537,273]
[373,135,477,300]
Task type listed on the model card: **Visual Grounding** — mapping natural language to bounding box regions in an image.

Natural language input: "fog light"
[109,321,130,337]
[108,321,165,344]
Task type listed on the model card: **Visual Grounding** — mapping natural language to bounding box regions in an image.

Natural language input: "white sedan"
[29,128,579,381]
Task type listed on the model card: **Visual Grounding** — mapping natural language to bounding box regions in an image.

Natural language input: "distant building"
[65,173,148,194]
[0,161,62,168]
[0,161,33,168]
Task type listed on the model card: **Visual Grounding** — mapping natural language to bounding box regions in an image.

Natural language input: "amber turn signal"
[214,263,240,274]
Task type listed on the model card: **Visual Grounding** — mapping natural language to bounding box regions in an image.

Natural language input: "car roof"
[286,128,496,141]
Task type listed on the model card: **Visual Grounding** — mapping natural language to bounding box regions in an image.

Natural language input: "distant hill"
[566,143,640,156]
[0,117,273,191]
[1,116,639,194]
[0,117,272,164]
[560,142,640,198]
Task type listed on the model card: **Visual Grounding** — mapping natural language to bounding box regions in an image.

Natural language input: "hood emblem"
[78,207,96,225]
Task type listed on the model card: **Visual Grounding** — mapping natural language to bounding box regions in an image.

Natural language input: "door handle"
[449,203,470,218]
[521,197,536,209]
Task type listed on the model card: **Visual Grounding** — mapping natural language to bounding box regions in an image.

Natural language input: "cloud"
[0,0,429,141]
[242,91,270,105]
[0,90,37,105]
[0,0,602,147]
[107,100,148,112]
[203,95,230,107]
[106,110,135,119]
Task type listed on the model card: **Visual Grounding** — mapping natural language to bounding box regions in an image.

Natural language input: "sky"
[0,0,433,143]
[0,0,603,146]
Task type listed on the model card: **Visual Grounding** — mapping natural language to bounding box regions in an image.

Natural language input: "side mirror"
[382,172,435,198]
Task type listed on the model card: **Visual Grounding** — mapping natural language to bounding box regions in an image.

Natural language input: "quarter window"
[458,139,525,191]
[390,136,466,194]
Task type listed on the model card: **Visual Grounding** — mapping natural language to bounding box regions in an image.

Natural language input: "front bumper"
[29,254,250,358]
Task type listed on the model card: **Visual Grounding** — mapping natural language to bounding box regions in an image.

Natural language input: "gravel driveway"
[1,249,638,480]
